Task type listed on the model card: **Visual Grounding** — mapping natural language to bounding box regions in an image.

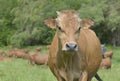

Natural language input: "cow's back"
[79,29,102,79]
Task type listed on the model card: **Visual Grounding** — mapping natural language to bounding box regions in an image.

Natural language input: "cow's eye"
[75,27,81,34]
[76,27,81,33]
[58,26,62,30]
[57,26,64,32]
[78,27,81,31]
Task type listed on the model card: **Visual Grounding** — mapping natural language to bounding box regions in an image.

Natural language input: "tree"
[0,0,17,46]
[11,0,56,47]
[106,0,120,46]
[1,0,120,47]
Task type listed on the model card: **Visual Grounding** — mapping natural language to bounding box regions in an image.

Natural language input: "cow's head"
[44,10,94,52]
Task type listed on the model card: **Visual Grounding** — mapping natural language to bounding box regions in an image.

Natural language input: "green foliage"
[0,0,17,46]
[0,59,56,81]
[11,0,55,47]
[106,0,120,32]
[78,0,106,25]
[0,0,120,47]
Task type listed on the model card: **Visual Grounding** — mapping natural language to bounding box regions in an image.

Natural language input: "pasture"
[0,46,119,81]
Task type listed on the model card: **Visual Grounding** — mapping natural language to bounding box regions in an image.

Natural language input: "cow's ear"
[80,19,94,29]
[44,18,56,29]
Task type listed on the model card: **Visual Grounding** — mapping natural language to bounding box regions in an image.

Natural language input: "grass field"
[0,46,120,81]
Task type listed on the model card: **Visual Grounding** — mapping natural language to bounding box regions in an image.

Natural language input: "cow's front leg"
[79,71,88,81]
[57,77,66,81]
[55,72,65,81]
[50,67,65,81]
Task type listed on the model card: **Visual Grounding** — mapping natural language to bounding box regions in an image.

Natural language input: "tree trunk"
[112,30,120,46]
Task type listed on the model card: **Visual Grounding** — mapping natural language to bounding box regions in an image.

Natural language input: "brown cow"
[0,50,5,56]
[5,51,14,57]
[13,49,28,59]
[0,56,11,61]
[44,10,102,81]
[35,46,42,52]
[0,56,4,61]
[29,52,48,65]
[100,57,111,69]
[104,50,113,58]
[5,46,19,57]
[46,45,51,49]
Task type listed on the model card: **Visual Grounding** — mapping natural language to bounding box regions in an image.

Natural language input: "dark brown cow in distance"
[44,10,102,81]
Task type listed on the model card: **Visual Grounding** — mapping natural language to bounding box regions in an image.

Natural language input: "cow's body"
[14,50,26,58]
[100,57,111,69]
[49,29,102,81]
[29,53,48,65]
[5,51,14,57]
[45,10,102,81]
[0,50,4,55]
[104,50,113,58]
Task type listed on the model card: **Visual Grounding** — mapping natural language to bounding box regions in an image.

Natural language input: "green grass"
[93,46,120,81]
[0,59,56,81]
[0,46,120,81]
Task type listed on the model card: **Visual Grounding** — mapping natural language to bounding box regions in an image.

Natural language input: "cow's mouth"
[62,49,77,56]
[62,47,78,53]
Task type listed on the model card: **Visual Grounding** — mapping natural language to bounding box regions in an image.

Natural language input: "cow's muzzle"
[65,43,78,51]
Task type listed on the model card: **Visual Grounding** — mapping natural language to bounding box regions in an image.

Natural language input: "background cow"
[44,10,102,81]
[100,57,111,69]
[28,51,48,65]
[104,50,113,58]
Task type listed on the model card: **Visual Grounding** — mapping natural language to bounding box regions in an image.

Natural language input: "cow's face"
[44,10,94,52]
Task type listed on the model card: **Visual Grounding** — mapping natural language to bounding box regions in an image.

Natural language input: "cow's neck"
[56,39,84,80]
[62,52,74,67]
[57,39,79,69]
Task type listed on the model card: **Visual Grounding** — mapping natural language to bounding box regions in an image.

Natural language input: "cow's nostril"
[66,43,77,50]
[66,43,70,48]
[74,44,77,48]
